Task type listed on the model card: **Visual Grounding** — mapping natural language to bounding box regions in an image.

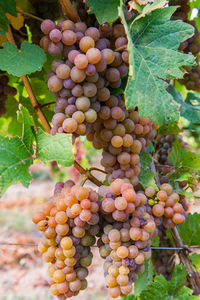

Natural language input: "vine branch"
[73,161,102,187]
[151,159,200,295]
[58,0,81,22]
[5,26,51,133]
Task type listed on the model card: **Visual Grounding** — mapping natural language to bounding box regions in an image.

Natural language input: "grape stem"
[17,9,44,22]
[40,101,56,108]
[58,0,81,22]
[6,26,51,133]
[89,167,108,175]
[73,161,102,187]
[151,159,200,295]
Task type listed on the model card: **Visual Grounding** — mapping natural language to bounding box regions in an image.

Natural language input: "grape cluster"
[155,134,189,165]
[32,180,100,298]
[0,75,17,117]
[40,18,156,185]
[98,179,156,297]
[179,65,200,91]
[152,225,175,280]
[169,0,200,56]
[145,184,187,229]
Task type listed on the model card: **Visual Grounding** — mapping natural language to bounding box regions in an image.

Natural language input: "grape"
[56,64,71,79]
[48,75,63,92]
[75,96,90,112]
[61,20,75,31]
[86,48,101,64]
[49,28,62,42]
[74,54,89,69]
[62,30,76,46]
[63,118,77,133]
[41,19,56,34]
[79,36,95,52]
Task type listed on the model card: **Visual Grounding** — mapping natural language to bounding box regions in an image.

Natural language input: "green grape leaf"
[139,152,157,189]
[180,150,200,170]
[190,253,200,271]
[168,139,182,166]
[119,5,195,125]
[134,259,154,296]
[87,0,120,24]
[179,213,200,245]
[131,0,167,25]
[17,105,35,151]
[0,136,33,194]
[151,235,160,247]
[0,42,46,76]
[158,123,182,135]
[0,95,22,137]
[0,0,17,16]
[36,128,73,167]
[175,286,200,300]
[122,295,137,300]
[169,86,200,123]
[0,8,9,35]
[140,265,191,300]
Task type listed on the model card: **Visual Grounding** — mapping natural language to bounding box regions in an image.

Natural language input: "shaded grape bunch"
[0,75,17,117]
[169,0,200,56]
[145,184,187,229]
[152,225,175,280]
[155,134,175,165]
[74,0,99,27]
[32,180,100,298]
[179,64,200,92]
[26,0,61,44]
[98,179,156,298]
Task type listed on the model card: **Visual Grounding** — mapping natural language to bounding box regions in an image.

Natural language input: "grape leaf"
[0,95,22,137]
[168,139,182,166]
[175,286,200,300]
[87,0,120,24]
[17,104,35,151]
[0,8,9,34]
[180,150,200,170]
[134,259,154,296]
[131,0,167,25]
[139,152,157,189]
[179,213,200,245]
[169,86,200,123]
[0,0,17,17]
[140,265,192,300]
[119,5,195,125]
[36,128,74,167]
[0,42,46,76]
[0,136,33,194]
[190,253,200,271]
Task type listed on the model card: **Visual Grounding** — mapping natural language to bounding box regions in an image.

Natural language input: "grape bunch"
[169,0,200,56]
[32,180,100,298]
[152,225,176,280]
[155,134,189,165]
[98,179,156,297]
[0,75,17,117]
[40,18,156,185]
[145,184,187,229]
[179,65,200,91]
